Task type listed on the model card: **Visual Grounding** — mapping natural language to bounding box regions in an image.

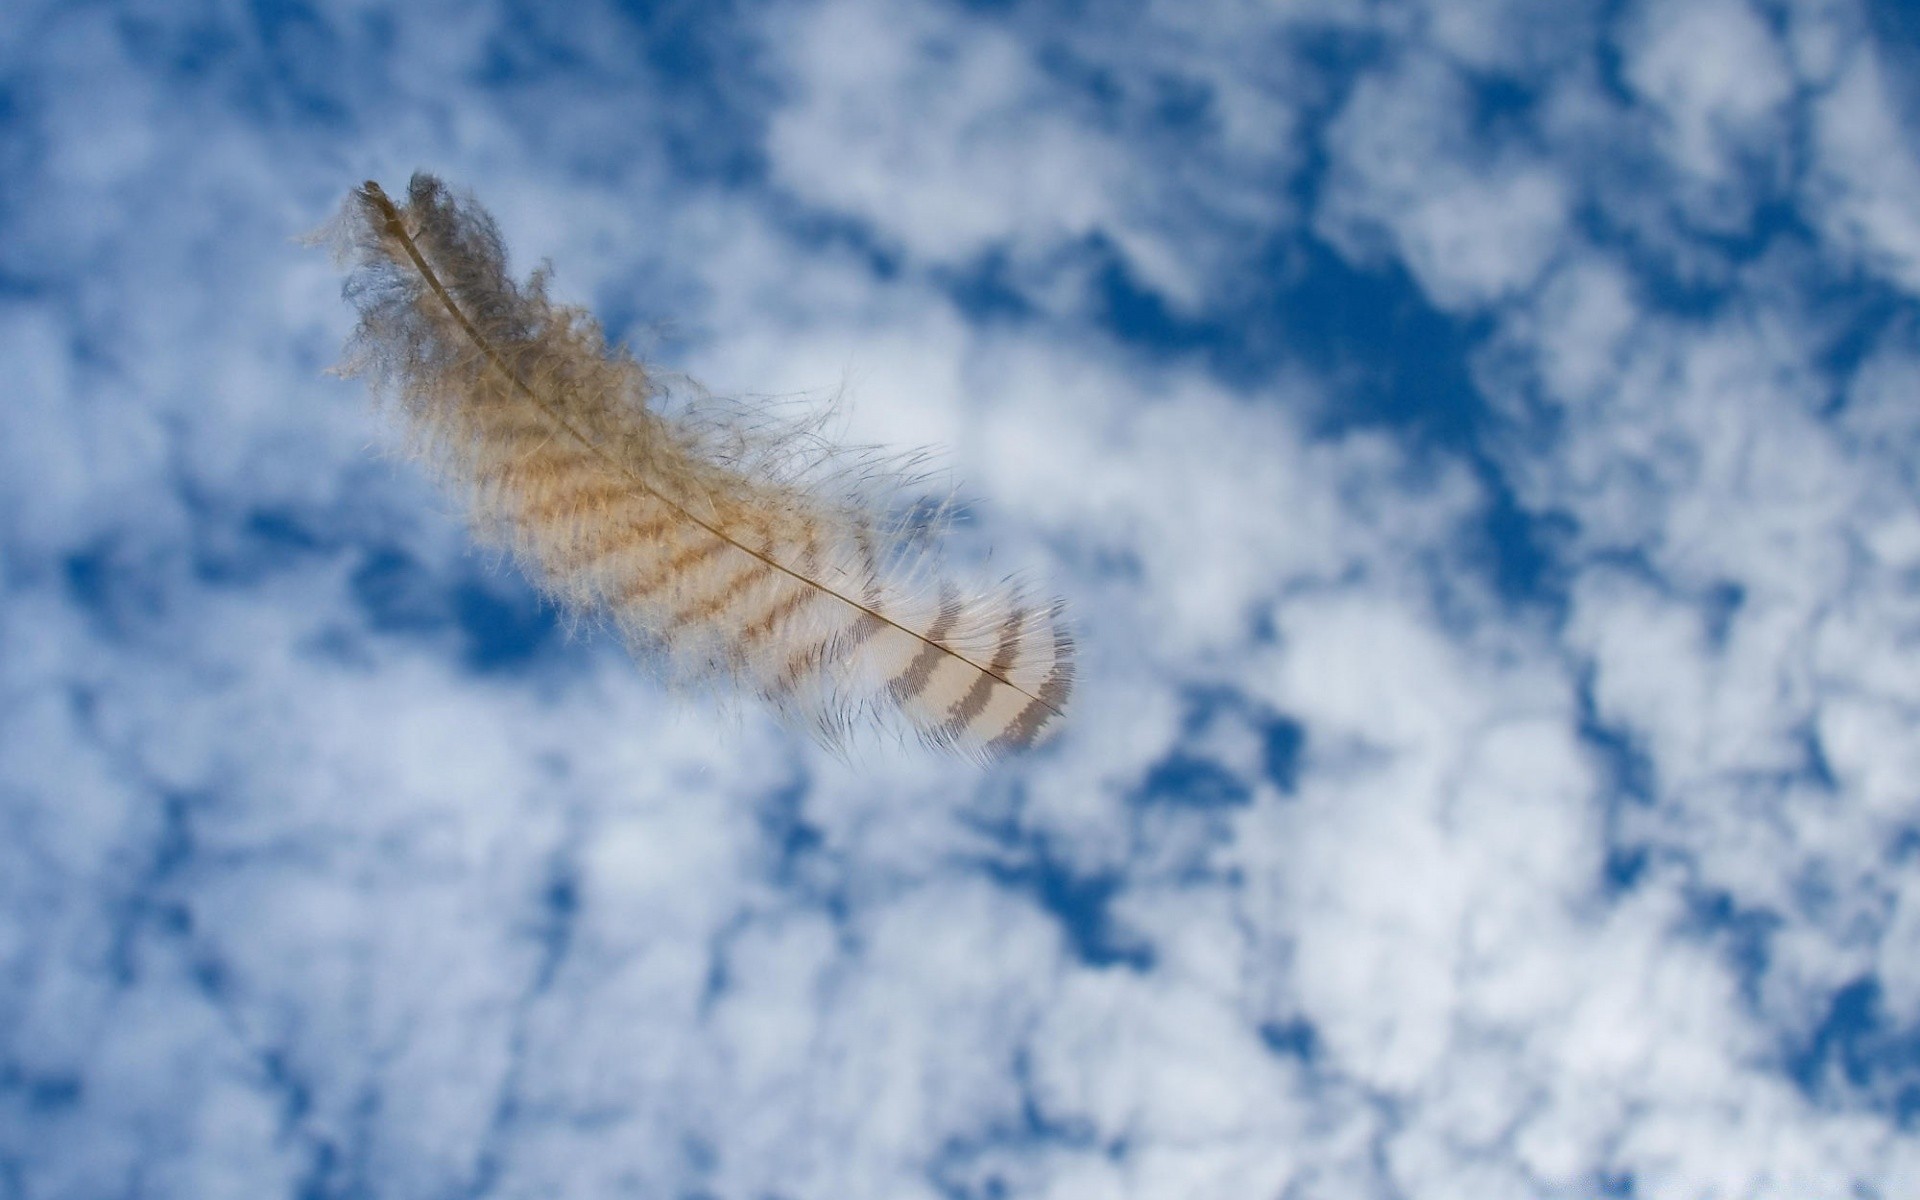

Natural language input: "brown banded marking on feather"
[737,530,824,648]
[897,611,1039,739]
[560,515,678,588]
[524,475,654,523]
[821,524,893,668]
[935,605,1029,741]
[715,506,778,557]
[764,585,886,700]
[768,635,829,700]
[739,584,815,649]
[887,589,966,704]
[541,509,678,575]
[590,513,675,551]
[851,521,884,601]
[465,405,568,445]
[614,532,727,605]
[671,507,784,617]
[463,441,569,492]
[468,442,565,482]
[517,477,635,525]
[837,610,887,653]
[826,523,891,640]
[983,643,1074,755]
[476,453,571,499]
[919,608,1068,750]
[651,528,730,579]
[542,509,645,556]
[789,522,824,574]
[470,403,570,445]
[483,453,665,566]
[668,558,771,627]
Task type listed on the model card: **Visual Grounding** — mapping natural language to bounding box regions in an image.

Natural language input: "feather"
[320,172,1072,760]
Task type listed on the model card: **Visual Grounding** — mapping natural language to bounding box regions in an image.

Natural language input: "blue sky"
[5,0,1920,1196]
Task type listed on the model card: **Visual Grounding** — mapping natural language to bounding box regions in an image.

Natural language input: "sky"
[3,0,1920,1197]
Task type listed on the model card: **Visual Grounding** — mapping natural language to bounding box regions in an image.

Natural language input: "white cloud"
[1806,33,1920,292]
[1619,0,1794,191]
[758,0,1319,316]
[1422,0,1601,74]
[1318,55,1571,312]
[765,0,1129,267]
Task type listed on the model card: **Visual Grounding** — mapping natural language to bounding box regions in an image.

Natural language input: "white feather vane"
[321,173,1073,760]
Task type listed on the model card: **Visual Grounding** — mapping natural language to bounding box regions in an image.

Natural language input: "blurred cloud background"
[5,0,1920,1196]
